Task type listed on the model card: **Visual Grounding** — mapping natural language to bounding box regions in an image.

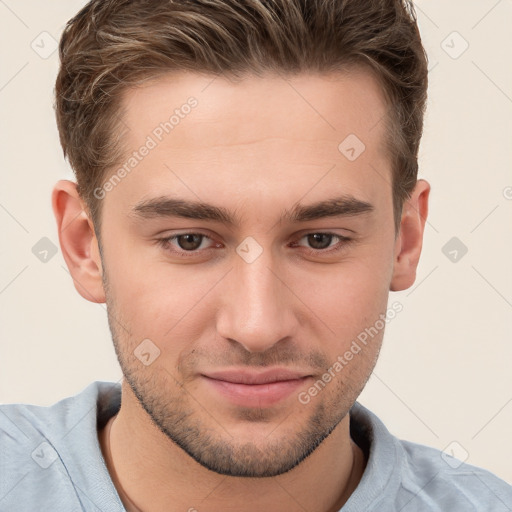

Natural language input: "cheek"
[293,254,393,337]
[103,252,217,363]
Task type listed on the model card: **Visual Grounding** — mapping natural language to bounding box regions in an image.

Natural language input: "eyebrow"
[130,195,374,226]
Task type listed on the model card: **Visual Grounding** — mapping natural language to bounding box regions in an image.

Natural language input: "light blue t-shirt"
[1,381,511,511]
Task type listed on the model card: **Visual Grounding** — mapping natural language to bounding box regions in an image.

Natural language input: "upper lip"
[201,368,311,385]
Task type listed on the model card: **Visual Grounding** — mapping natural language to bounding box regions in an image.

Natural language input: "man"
[1,0,511,510]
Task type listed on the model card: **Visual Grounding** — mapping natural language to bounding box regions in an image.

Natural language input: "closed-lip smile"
[200,368,312,407]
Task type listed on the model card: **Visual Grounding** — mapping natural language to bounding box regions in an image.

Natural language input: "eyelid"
[291,232,353,254]
[159,231,220,255]
[156,230,353,258]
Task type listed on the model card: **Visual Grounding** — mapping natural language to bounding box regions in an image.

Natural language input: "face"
[97,69,398,477]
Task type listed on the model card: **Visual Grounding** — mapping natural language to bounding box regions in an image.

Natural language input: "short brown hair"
[54,0,428,233]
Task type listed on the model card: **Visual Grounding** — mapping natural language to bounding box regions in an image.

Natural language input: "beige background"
[1,0,511,485]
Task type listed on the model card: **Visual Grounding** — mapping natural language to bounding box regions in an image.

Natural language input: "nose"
[215,248,297,353]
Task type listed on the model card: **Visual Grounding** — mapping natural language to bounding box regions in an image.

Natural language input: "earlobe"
[52,180,106,303]
[390,179,430,292]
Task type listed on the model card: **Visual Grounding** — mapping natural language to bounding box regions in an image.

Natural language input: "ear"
[390,179,430,291]
[52,180,105,303]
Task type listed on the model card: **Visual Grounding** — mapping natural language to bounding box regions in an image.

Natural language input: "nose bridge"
[216,245,294,353]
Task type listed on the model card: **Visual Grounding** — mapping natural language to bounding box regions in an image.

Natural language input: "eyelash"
[156,231,353,259]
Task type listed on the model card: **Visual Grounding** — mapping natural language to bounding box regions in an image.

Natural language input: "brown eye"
[292,232,353,256]
[176,234,204,251]
[157,232,218,258]
[306,233,334,250]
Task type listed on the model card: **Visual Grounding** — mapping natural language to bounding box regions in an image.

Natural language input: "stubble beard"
[102,271,375,477]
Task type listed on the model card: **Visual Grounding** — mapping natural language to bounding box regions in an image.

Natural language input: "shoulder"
[397,439,512,511]
[0,380,120,450]
[0,381,123,512]
[347,402,512,512]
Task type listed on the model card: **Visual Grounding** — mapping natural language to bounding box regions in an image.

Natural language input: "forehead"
[120,67,388,150]
[106,69,391,218]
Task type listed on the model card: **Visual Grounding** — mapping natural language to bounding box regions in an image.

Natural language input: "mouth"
[200,368,312,407]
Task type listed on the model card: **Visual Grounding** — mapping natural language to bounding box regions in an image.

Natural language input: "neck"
[98,381,366,512]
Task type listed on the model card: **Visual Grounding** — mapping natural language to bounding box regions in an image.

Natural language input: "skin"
[52,68,429,512]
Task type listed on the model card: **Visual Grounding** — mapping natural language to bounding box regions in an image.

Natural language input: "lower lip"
[201,376,310,407]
